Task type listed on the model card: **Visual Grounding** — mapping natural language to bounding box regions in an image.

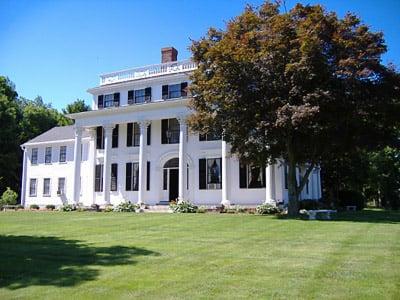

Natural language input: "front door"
[169,169,179,201]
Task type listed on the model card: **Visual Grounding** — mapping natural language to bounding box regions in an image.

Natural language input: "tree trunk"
[287,147,299,217]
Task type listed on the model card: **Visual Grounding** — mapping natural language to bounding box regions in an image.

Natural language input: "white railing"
[100,59,197,85]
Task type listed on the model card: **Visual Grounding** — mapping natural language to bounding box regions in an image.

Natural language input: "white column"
[103,124,114,205]
[72,126,83,204]
[317,167,322,199]
[138,120,149,206]
[178,117,186,202]
[265,164,275,205]
[87,128,97,204]
[221,139,230,206]
[20,146,27,207]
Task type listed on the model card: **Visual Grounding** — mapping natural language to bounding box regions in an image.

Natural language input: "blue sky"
[1,0,399,110]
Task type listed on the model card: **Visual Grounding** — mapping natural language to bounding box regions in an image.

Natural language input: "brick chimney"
[161,47,178,63]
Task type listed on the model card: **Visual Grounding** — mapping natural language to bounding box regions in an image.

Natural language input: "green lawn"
[0,210,399,299]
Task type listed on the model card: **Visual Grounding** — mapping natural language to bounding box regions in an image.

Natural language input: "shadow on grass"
[0,235,159,289]
[275,209,400,224]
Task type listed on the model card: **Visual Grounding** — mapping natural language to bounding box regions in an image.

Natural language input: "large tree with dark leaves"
[188,2,399,216]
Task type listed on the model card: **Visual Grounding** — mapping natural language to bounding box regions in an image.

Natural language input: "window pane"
[133,123,140,146]
[59,146,66,162]
[248,166,263,188]
[43,178,51,196]
[58,178,65,194]
[207,158,222,189]
[45,147,52,164]
[31,148,38,164]
[29,179,37,196]
[169,84,181,98]
[104,94,114,107]
[133,163,139,191]
[134,89,145,103]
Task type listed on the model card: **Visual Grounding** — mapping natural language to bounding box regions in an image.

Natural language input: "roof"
[22,125,90,146]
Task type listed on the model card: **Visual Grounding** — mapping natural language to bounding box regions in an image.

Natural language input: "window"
[43,178,51,196]
[29,178,37,196]
[126,162,139,191]
[98,95,104,109]
[112,125,119,148]
[59,146,67,162]
[239,163,266,189]
[127,123,141,147]
[147,124,151,145]
[95,164,104,192]
[146,161,150,191]
[31,148,38,165]
[162,82,188,100]
[128,88,151,105]
[45,147,52,164]
[161,118,180,144]
[57,177,65,195]
[284,163,288,190]
[199,158,222,190]
[111,163,118,191]
[103,93,120,108]
[199,132,221,141]
[96,126,104,149]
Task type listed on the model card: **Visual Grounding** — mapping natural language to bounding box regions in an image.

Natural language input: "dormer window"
[98,93,120,109]
[162,82,188,100]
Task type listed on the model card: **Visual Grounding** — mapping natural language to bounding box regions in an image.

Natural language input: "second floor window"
[59,146,67,162]
[31,148,38,165]
[96,127,104,149]
[162,82,188,100]
[128,88,151,104]
[112,125,119,148]
[161,118,180,144]
[45,147,52,164]
[98,93,120,109]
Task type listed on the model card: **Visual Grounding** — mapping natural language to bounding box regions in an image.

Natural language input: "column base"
[264,199,276,206]
[221,200,231,207]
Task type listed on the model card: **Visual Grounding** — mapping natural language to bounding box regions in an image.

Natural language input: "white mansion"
[20,47,321,208]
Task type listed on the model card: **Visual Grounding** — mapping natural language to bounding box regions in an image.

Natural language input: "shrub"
[256,203,282,215]
[338,190,366,210]
[0,187,18,208]
[114,202,138,212]
[46,204,56,210]
[103,205,114,212]
[197,206,207,213]
[30,204,40,210]
[16,204,24,210]
[59,204,75,212]
[170,200,197,213]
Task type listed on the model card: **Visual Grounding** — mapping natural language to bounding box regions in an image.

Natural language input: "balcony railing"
[100,59,197,86]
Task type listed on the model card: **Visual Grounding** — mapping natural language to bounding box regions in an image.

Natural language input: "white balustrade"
[100,59,197,85]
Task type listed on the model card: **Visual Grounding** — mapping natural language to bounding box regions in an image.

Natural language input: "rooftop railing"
[100,59,197,85]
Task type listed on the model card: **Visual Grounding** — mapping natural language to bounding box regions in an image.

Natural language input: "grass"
[0,209,399,299]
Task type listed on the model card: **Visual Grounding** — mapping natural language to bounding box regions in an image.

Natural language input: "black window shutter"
[113,93,120,106]
[145,87,151,102]
[162,85,169,99]
[147,123,151,145]
[199,159,206,190]
[146,161,150,191]
[112,125,119,148]
[239,163,247,188]
[96,126,103,149]
[181,82,188,97]
[111,163,118,191]
[127,123,133,147]
[128,90,134,104]
[98,95,104,108]
[126,163,132,191]
[161,119,168,144]
[262,166,266,188]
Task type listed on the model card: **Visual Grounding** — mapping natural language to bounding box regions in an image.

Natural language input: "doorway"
[169,169,179,201]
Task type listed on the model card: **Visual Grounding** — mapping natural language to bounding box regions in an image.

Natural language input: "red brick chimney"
[161,47,178,63]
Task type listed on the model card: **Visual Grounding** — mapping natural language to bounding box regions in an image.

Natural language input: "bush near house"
[170,200,197,213]
[0,187,18,209]
[46,204,56,210]
[256,203,282,215]
[59,204,75,212]
[29,204,39,210]
[114,202,138,212]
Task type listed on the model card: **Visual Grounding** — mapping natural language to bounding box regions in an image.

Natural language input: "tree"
[0,187,18,208]
[188,2,400,216]
[0,77,22,195]
[62,99,90,114]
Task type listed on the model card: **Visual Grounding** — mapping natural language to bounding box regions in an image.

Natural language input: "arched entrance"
[163,158,179,201]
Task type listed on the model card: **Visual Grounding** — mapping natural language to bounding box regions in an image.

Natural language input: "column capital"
[103,124,115,135]
[138,119,151,129]
[177,115,187,125]
[74,126,83,137]
[86,127,97,138]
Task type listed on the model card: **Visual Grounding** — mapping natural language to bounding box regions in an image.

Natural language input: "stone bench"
[2,205,19,211]
[307,209,337,220]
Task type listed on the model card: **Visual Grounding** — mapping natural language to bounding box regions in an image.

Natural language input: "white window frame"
[43,178,51,196]
[29,178,37,197]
